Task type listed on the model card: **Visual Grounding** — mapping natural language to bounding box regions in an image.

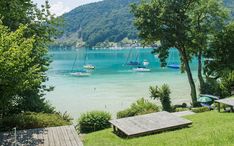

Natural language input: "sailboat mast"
[72,53,78,72]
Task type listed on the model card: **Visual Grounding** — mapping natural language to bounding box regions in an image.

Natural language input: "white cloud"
[50,1,70,16]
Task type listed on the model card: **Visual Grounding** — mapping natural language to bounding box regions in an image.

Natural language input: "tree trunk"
[198,49,205,92]
[180,49,197,106]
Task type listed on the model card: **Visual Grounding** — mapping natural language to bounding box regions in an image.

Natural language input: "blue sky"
[33,0,102,16]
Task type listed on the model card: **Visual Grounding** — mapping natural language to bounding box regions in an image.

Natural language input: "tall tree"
[131,0,198,106]
[190,0,228,90]
[0,24,39,116]
[205,22,234,78]
[0,0,59,116]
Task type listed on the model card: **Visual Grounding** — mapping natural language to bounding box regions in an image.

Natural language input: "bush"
[171,103,188,112]
[191,107,210,113]
[0,112,72,131]
[149,84,172,112]
[175,108,190,112]
[77,111,111,133]
[117,98,159,118]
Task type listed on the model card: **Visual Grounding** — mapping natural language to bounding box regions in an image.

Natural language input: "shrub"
[149,84,172,112]
[117,98,159,118]
[175,108,190,112]
[191,107,210,113]
[0,112,72,131]
[171,103,188,112]
[77,111,111,133]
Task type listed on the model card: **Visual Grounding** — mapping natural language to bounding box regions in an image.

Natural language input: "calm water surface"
[46,48,199,119]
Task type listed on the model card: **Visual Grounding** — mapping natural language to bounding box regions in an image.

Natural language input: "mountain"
[54,0,140,48]
[53,0,234,48]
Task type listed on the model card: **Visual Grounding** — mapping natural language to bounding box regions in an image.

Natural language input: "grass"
[83,111,234,146]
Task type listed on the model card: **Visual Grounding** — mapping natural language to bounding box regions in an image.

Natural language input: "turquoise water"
[46,48,199,119]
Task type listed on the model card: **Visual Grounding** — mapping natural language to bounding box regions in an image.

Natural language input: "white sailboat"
[133,66,151,72]
[70,53,91,77]
[83,49,95,70]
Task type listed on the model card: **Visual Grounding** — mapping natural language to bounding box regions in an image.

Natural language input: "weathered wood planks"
[0,125,83,146]
[110,111,192,137]
[215,97,234,112]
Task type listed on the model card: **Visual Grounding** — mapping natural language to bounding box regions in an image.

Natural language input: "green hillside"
[54,0,234,48]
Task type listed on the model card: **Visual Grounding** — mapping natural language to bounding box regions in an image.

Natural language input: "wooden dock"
[110,111,192,137]
[0,125,83,146]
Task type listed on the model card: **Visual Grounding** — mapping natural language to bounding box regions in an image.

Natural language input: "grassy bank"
[83,111,234,146]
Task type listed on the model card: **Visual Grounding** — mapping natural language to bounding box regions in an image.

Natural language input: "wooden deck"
[215,97,234,112]
[109,111,192,137]
[0,125,83,146]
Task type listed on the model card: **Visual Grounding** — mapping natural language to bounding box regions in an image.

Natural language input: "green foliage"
[201,72,234,98]
[0,112,71,131]
[149,84,172,112]
[200,78,222,96]
[0,0,60,116]
[117,98,159,118]
[175,108,190,112]
[191,107,210,113]
[77,111,111,133]
[205,22,234,78]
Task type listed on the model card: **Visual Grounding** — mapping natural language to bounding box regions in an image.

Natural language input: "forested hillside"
[54,0,234,48]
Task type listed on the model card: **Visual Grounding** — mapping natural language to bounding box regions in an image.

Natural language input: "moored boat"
[133,66,151,72]
[83,64,95,69]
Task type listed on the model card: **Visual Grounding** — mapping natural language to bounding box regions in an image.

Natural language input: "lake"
[46,48,199,119]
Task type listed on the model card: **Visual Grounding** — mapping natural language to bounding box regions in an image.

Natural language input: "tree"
[0,0,59,116]
[189,0,228,90]
[204,22,234,98]
[205,22,234,78]
[149,84,172,112]
[0,24,42,116]
[131,0,198,106]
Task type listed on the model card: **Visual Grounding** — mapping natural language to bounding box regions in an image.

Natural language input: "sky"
[33,0,102,16]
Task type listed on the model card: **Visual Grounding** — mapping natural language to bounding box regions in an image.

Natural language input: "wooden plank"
[110,111,192,137]
[47,127,56,146]
[69,126,84,146]
[215,98,234,106]
[51,127,61,146]
[64,126,78,146]
[57,126,68,146]
[55,126,66,146]
[61,126,72,146]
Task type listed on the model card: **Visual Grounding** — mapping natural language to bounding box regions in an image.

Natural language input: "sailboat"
[133,66,151,72]
[167,49,180,69]
[83,49,95,70]
[125,48,141,66]
[70,53,91,77]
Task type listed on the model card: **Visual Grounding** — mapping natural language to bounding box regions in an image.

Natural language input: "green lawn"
[83,111,234,146]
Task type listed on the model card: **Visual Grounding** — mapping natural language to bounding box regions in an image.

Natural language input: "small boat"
[133,66,151,72]
[70,70,91,77]
[143,59,149,66]
[167,48,180,69]
[167,64,180,69]
[83,64,95,70]
[127,61,141,66]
